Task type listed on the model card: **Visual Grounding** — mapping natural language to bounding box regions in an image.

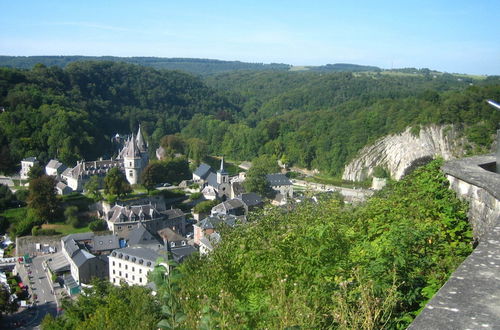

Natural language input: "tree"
[193,200,219,214]
[89,219,107,232]
[185,137,208,165]
[27,163,45,181]
[243,154,279,197]
[0,284,17,316]
[28,175,60,223]
[84,175,102,200]
[141,163,164,192]
[0,184,14,211]
[104,168,132,197]
[64,206,80,228]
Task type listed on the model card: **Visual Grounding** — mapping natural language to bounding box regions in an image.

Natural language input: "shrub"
[89,219,107,232]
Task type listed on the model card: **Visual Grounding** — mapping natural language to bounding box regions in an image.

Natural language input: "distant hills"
[0,55,385,76]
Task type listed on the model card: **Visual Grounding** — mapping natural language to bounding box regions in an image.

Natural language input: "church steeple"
[217,156,228,184]
[136,124,147,152]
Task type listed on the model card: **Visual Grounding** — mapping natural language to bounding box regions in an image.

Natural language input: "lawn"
[41,222,91,235]
[1,207,27,223]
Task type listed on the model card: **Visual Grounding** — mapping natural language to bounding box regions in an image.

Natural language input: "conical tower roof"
[136,125,147,152]
[218,157,228,174]
[123,133,141,158]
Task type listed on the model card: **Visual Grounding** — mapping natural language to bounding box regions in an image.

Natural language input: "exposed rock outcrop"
[342,124,467,181]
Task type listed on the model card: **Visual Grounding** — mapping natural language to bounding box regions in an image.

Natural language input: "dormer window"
[171,242,176,248]
[181,241,186,246]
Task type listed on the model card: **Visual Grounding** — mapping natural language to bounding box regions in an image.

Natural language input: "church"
[193,158,232,201]
[56,126,149,193]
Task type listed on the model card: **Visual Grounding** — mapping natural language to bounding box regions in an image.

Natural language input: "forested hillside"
[0,61,238,171]
[187,72,500,174]
[0,61,499,177]
[0,56,291,75]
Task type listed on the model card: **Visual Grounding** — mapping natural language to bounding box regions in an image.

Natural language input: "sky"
[1,0,499,75]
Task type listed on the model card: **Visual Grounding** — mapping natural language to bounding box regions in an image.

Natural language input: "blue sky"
[1,0,499,75]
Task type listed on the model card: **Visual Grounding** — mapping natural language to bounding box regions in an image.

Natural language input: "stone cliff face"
[342,124,467,181]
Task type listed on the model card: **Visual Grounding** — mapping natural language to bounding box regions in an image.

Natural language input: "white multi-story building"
[108,246,168,286]
[20,157,38,180]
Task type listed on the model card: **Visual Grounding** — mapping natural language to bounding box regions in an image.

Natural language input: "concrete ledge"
[409,224,500,329]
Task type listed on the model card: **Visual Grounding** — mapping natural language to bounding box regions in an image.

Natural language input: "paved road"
[0,256,58,329]
[291,179,373,202]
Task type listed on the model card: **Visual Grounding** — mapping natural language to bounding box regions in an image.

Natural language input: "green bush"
[89,219,107,232]
[189,192,203,200]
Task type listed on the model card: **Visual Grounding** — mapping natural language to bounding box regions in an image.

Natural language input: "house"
[56,182,72,195]
[199,232,221,255]
[59,233,120,287]
[20,157,38,180]
[45,159,67,177]
[266,173,293,203]
[211,198,246,216]
[127,223,163,249]
[109,246,168,286]
[192,163,213,182]
[103,204,186,239]
[193,214,244,245]
[236,193,263,213]
[157,228,196,262]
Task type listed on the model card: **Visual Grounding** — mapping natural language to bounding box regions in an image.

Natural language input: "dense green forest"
[185,71,500,174]
[41,161,473,329]
[0,61,238,170]
[0,56,291,76]
[0,60,499,177]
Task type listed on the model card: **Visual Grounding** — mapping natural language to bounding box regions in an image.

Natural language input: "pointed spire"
[136,124,146,152]
[220,157,224,171]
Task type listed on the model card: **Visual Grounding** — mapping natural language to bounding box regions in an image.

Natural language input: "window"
[132,275,135,281]
[112,261,115,266]
[129,170,133,177]
[119,263,121,268]
[140,277,142,283]
[125,273,128,278]
[125,265,128,270]
[128,225,132,229]
[113,278,116,283]
[119,271,122,276]
[113,270,115,275]
[181,241,186,246]
[139,269,142,274]
[171,242,176,248]
[117,226,122,230]
[132,267,135,272]
[129,162,132,167]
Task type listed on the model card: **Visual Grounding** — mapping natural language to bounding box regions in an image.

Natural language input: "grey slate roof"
[266,173,292,186]
[193,163,213,180]
[111,246,163,266]
[22,157,37,162]
[72,249,95,267]
[92,234,120,252]
[163,208,185,219]
[206,172,218,188]
[46,159,66,172]
[128,224,161,246]
[197,214,243,230]
[237,193,263,207]
[108,204,163,223]
[171,246,197,262]
[212,199,245,214]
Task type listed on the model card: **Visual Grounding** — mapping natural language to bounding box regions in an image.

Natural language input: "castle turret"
[123,134,142,185]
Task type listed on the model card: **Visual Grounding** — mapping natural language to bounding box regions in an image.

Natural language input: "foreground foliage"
[175,160,472,328]
[41,280,161,330]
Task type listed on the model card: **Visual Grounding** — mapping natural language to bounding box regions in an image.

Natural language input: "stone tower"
[123,126,148,185]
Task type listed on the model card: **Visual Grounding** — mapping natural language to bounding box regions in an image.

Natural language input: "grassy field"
[41,222,91,235]
[1,207,27,223]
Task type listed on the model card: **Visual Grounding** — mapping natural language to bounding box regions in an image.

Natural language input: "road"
[291,179,373,202]
[0,256,58,329]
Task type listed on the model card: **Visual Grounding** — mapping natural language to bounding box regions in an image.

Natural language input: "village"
[0,126,379,327]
